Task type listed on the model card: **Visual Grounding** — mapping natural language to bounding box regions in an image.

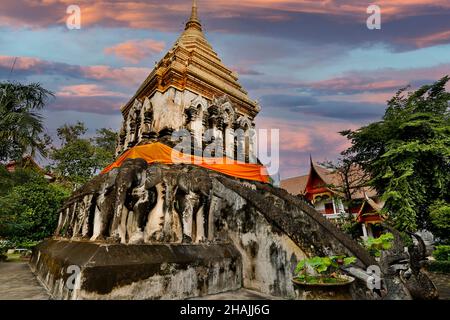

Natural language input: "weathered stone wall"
[30,240,242,300]
[210,179,306,298]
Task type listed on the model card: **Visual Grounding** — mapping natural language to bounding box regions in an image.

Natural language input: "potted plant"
[292,255,356,299]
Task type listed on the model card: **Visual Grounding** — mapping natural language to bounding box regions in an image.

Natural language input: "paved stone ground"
[190,289,277,300]
[0,262,49,300]
[1,261,448,300]
[0,262,272,300]
[428,272,450,300]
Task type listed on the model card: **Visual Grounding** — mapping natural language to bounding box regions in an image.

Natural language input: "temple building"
[29,0,430,301]
[5,155,55,182]
[281,159,384,238]
[115,0,260,163]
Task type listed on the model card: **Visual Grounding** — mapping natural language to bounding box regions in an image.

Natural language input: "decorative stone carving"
[141,98,154,140]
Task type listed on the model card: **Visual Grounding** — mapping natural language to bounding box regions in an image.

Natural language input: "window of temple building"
[324,202,334,214]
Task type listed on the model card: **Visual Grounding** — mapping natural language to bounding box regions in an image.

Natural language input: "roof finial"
[185,0,202,31]
[191,0,198,21]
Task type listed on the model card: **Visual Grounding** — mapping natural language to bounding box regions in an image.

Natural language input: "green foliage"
[341,77,450,232]
[335,213,362,239]
[0,81,54,161]
[94,128,117,155]
[363,233,394,257]
[429,201,450,243]
[433,245,450,261]
[0,166,45,196]
[0,240,13,261]
[15,240,39,251]
[50,122,117,186]
[294,255,356,283]
[0,178,70,242]
[56,121,87,145]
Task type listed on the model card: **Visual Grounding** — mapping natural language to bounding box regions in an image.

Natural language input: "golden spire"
[185,0,202,31]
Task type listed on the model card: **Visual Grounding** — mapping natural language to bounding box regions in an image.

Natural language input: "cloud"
[292,101,385,120]
[48,95,125,114]
[1,1,450,51]
[307,78,406,95]
[260,93,384,121]
[305,64,450,96]
[57,84,127,97]
[104,39,165,63]
[231,66,264,76]
[0,55,151,87]
[413,30,450,48]
[256,116,360,178]
[260,94,318,107]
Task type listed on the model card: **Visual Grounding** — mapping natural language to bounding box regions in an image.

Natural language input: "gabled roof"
[281,159,378,200]
[5,156,55,181]
[280,174,308,196]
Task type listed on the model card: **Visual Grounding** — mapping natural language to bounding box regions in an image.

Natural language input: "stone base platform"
[29,239,242,300]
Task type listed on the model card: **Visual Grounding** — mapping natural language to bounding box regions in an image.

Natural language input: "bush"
[426,261,450,274]
[433,245,450,261]
[0,180,70,243]
[15,240,39,251]
[430,201,450,244]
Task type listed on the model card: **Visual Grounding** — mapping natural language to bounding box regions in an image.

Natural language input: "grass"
[5,253,26,262]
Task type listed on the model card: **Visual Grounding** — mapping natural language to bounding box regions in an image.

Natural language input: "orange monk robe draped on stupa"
[101,142,270,183]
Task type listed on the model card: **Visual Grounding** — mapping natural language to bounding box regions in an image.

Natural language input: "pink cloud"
[57,84,127,97]
[413,30,450,48]
[0,55,151,88]
[257,116,360,178]
[0,55,46,70]
[80,65,151,87]
[2,0,450,29]
[310,78,407,93]
[299,64,450,104]
[104,39,165,63]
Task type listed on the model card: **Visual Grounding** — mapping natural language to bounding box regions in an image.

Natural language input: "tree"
[56,121,87,145]
[0,165,44,196]
[320,158,370,207]
[93,127,118,169]
[0,82,54,161]
[0,179,69,242]
[50,122,117,186]
[341,76,450,232]
[0,168,70,242]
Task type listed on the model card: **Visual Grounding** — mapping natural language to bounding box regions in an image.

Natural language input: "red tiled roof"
[281,161,378,200]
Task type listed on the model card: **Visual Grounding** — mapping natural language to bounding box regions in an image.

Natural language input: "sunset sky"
[1,0,449,179]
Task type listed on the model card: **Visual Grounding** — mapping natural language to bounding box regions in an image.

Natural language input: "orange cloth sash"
[101,142,269,183]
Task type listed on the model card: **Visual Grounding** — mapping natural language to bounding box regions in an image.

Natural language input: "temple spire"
[185,0,202,31]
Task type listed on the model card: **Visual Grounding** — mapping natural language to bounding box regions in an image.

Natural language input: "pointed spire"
[191,0,199,21]
[185,0,202,31]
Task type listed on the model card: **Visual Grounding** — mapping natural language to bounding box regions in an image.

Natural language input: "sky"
[0,0,449,179]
